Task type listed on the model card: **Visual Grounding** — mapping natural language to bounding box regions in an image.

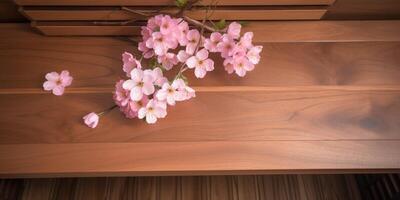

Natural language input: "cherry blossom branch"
[98,105,118,116]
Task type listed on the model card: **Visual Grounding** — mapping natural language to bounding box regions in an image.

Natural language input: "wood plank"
[0,0,25,22]
[14,0,336,6]
[0,90,399,144]
[21,8,326,21]
[325,0,400,20]
[31,20,400,42]
[0,140,399,177]
[2,175,358,200]
[1,28,399,89]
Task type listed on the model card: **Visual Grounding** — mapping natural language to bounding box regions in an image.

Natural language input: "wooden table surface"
[0,22,400,177]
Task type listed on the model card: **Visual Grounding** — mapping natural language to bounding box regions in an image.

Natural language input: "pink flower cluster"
[205,22,263,77]
[82,15,263,127]
[114,52,195,124]
[138,15,262,79]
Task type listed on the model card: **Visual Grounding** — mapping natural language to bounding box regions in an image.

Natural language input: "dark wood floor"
[1,175,362,200]
[3,174,399,200]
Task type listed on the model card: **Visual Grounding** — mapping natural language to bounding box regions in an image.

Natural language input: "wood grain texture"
[31,20,400,42]
[14,0,335,6]
[0,0,25,22]
[1,23,400,177]
[325,0,400,20]
[21,8,327,21]
[1,24,400,89]
[1,91,400,144]
[0,141,399,177]
[1,175,361,200]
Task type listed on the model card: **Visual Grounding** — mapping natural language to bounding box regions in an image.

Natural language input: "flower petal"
[146,113,157,124]
[130,68,143,82]
[156,89,168,101]
[142,82,155,95]
[194,67,206,78]
[203,59,214,71]
[185,56,197,69]
[45,72,59,81]
[155,107,167,118]
[122,80,135,90]
[52,86,65,96]
[138,107,146,119]
[43,81,56,91]
[130,86,143,101]
[196,48,209,60]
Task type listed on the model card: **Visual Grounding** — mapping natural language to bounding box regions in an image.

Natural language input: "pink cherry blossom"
[83,112,99,128]
[113,80,130,107]
[156,79,186,105]
[140,26,152,42]
[119,96,149,119]
[147,32,177,56]
[138,99,167,124]
[186,48,214,78]
[160,15,177,35]
[122,52,142,77]
[150,67,168,87]
[122,68,155,101]
[174,79,196,101]
[176,20,189,45]
[177,50,190,63]
[138,41,154,59]
[247,45,263,65]
[147,15,163,31]
[233,56,254,77]
[227,22,241,39]
[43,70,73,96]
[204,32,222,52]
[157,52,178,70]
[217,34,235,58]
[223,58,235,74]
[186,29,201,54]
[238,32,253,49]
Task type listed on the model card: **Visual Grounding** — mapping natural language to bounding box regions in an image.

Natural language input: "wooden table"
[0,22,400,177]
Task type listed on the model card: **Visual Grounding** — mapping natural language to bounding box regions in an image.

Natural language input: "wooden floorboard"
[1,141,400,177]
[1,91,400,144]
[21,8,327,21]
[0,174,360,200]
[31,21,400,41]
[1,25,400,89]
[0,23,399,177]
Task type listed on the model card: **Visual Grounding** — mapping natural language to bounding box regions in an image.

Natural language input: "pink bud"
[83,112,99,128]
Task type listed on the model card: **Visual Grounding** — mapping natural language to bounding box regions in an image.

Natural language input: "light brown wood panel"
[325,0,400,20]
[1,36,399,89]
[21,8,326,21]
[1,24,400,89]
[14,0,335,6]
[1,90,400,144]
[0,141,399,177]
[31,20,400,42]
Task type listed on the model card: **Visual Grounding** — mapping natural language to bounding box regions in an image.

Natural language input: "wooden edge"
[31,20,400,42]
[21,9,327,21]
[1,86,400,95]
[1,141,399,178]
[13,0,336,6]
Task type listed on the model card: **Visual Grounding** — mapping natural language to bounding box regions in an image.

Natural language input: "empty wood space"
[0,22,400,177]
